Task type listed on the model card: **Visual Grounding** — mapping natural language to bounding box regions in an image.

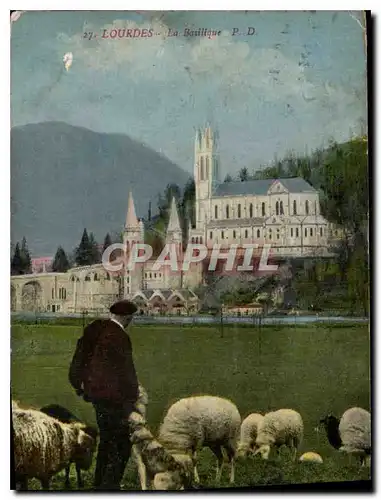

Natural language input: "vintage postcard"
[10,10,370,492]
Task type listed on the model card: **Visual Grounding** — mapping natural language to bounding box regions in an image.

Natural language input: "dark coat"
[69,319,139,405]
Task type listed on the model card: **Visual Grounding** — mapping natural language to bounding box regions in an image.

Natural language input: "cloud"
[57,18,360,111]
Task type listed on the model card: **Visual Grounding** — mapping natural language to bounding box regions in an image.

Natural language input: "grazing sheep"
[319,407,371,466]
[12,404,96,490]
[236,413,264,458]
[39,404,98,489]
[131,384,150,490]
[299,451,323,464]
[158,395,241,485]
[254,409,303,461]
[128,410,193,490]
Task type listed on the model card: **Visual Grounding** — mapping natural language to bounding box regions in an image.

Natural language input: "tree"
[238,167,249,182]
[11,242,23,275]
[20,237,31,274]
[52,246,70,272]
[102,233,113,256]
[224,174,233,183]
[74,229,93,266]
[89,232,101,264]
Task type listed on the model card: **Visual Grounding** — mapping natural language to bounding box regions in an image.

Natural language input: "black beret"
[110,299,138,316]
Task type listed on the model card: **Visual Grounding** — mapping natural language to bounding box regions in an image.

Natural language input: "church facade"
[188,126,338,257]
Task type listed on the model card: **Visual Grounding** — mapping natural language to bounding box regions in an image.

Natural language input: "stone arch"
[11,284,16,311]
[21,281,43,312]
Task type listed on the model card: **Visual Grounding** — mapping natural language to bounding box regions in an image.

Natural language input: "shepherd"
[68,299,139,490]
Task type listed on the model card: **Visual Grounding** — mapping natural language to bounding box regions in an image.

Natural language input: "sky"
[11,10,367,176]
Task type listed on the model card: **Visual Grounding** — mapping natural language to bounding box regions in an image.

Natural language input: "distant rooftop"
[214,177,316,197]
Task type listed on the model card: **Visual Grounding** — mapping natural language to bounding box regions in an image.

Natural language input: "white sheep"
[236,413,264,458]
[131,384,150,490]
[128,410,193,490]
[12,404,96,490]
[339,407,371,466]
[158,395,241,485]
[253,409,303,461]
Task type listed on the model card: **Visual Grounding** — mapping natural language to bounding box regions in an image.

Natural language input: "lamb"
[127,410,193,490]
[12,402,96,490]
[157,395,241,485]
[253,408,303,461]
[236,413,264,458]
[319,407,371,466]
[39,404,98,489]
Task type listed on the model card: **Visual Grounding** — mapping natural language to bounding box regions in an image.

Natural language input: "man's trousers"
[93,401,134,490]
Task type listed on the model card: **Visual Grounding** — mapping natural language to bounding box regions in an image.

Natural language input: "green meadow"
[11,323,371,490]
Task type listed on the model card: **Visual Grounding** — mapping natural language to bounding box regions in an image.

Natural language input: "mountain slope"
[11,122,191,256]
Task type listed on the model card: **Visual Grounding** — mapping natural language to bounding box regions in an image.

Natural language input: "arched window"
[305,228,308,237]
[70,276,75,282]
[215,205,218,219]
[226,205,230,219]
[291,228,294,237]
[199,237,203,244]
[310,228,313,237]
[205,157,209,179]
[249,203,253,218]
[320,227,323,237]
[262,203,266,216]
[276,201,279,215]
[221,231,225,239]
[280,201,284,215]
[238,204,241,218]
[268,229,272,240]
[293,200,297,215]
[200,156,204,181]
[106,273,110,280]
[233,230,236,239]
[209,231,213,239]
[305,200,309,215]
[277,229,280,240]
[257,229,260,238]
[296,228,299,238]
[245,230,248,238]
[94,273,98,281]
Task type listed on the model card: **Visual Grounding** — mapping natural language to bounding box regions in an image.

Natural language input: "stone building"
[189,125,339,257]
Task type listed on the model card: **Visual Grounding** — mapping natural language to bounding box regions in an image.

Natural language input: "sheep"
[131,384,150,490]
[157,395,241,485]
[236,413,264,458]
[253,409,303,461]
[12,403,96,490]
[39,404,98,489]
[127,410,193,490]
[319,407,371,466]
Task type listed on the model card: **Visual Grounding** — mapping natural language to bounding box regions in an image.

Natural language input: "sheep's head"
[253,444,271,460]
[73,424,97,470]
[317,414,342,449]
[235,443,250,460]
[317,414,340,434]
[153,471,185,490]
[152,454,193,490]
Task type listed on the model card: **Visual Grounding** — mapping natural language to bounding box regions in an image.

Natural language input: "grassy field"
[11,322,371,490]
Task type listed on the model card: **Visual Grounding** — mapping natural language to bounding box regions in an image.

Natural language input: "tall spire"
[167,197,181,233]
[125,191,139,228]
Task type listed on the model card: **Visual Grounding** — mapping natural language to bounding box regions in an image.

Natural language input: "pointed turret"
[125,191,139,229]
[167,197,181,234]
